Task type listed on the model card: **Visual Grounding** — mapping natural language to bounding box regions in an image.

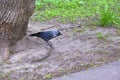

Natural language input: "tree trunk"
[0,0,35,61]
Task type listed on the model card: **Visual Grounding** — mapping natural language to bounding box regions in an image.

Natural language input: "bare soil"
[0,20,120,80]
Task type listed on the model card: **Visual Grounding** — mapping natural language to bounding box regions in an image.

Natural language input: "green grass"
[96,32,106,40]
[32,0,120,27]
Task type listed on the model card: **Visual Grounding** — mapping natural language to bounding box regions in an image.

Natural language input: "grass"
[0,71,12,80]
[96,32,106,40]
[32,0,120,27]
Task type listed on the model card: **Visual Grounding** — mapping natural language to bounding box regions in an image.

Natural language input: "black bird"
[30,30,62,41]
[30,30,62,47]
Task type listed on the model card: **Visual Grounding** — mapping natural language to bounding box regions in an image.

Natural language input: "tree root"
[0,40,10,61]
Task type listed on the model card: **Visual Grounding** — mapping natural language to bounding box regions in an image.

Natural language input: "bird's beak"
[60,33,62,35]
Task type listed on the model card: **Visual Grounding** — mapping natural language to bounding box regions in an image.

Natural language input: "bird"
[29,30,62,48]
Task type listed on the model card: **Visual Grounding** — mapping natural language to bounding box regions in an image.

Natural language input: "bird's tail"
[29,33,39,37]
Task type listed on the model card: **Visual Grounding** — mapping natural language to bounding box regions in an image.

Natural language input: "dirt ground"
[0,20,120,80]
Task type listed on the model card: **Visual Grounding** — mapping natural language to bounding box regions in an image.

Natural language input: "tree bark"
[0,0,35,61]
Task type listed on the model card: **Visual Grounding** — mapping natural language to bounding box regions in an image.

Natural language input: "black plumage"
[30,30,62,41]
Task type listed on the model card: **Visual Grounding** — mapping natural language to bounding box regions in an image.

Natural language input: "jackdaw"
[29,30,62,48]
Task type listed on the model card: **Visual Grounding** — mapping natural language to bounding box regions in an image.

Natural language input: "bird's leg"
[46,41,53,48]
